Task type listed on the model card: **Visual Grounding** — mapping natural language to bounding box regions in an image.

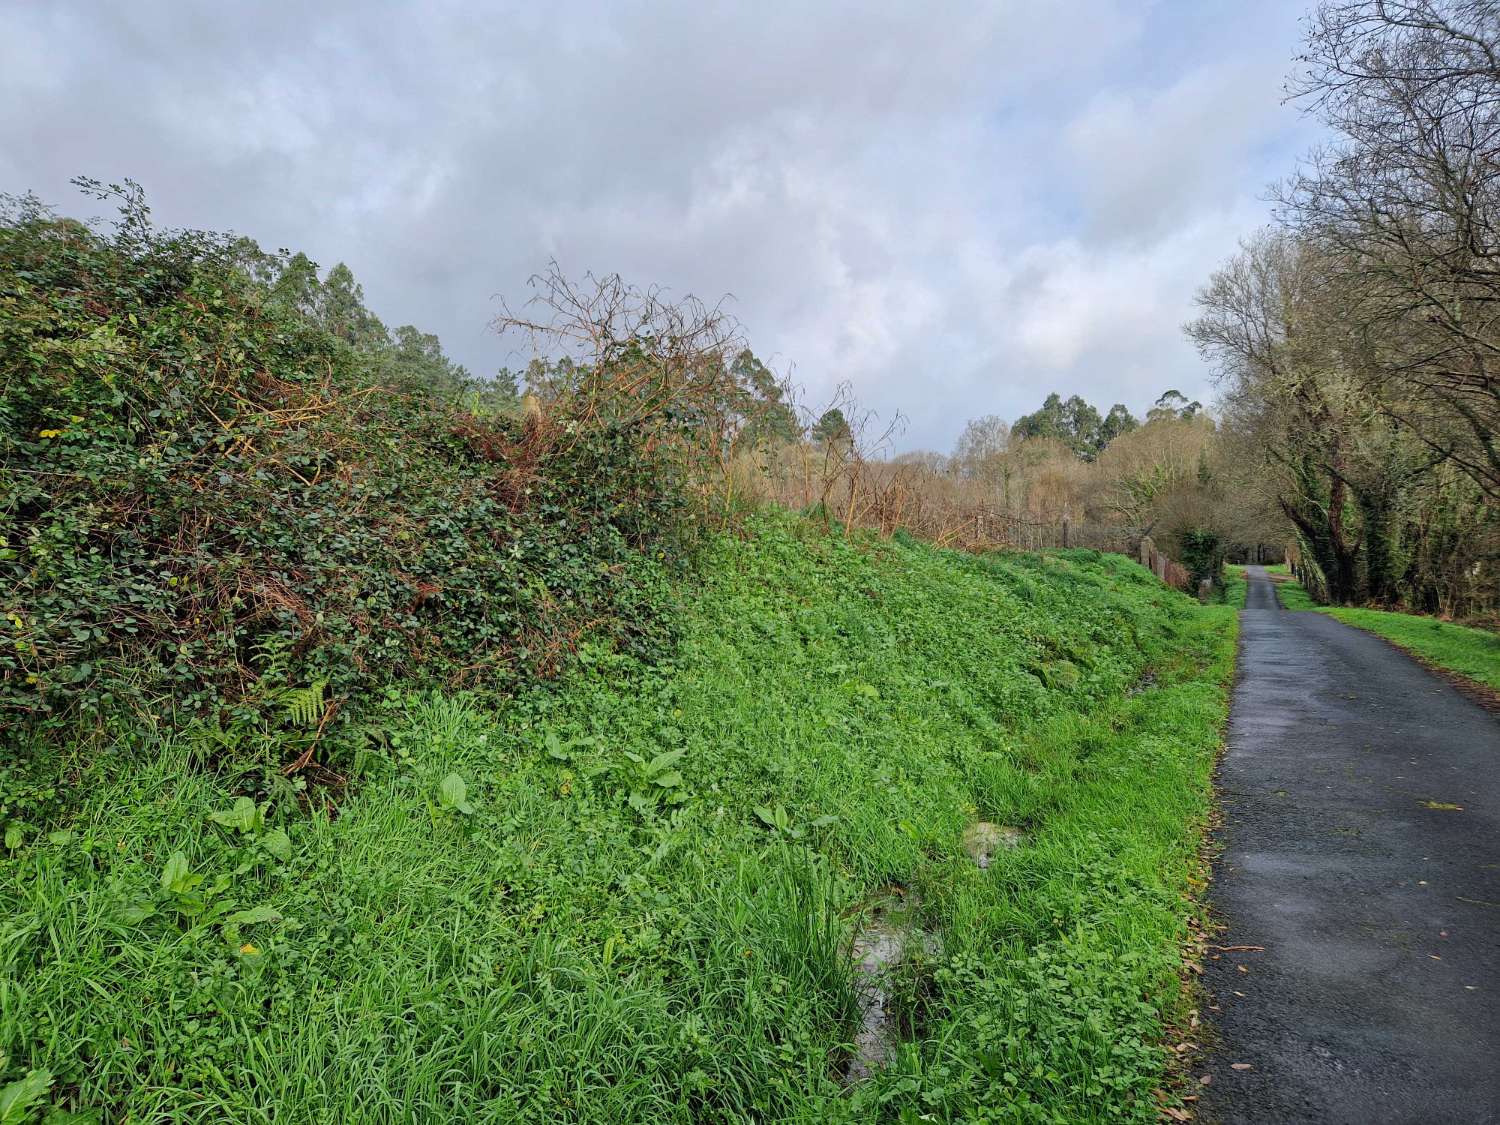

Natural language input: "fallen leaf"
[1231,1062,1253,1071]
[1420,800,1463,811]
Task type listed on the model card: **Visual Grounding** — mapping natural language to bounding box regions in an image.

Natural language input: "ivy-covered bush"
[0,189,686,758]
[1176,527,1225,592]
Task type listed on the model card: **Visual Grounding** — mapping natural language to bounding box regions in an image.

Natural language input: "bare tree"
[1287,0,1500,497]
[1188,230,1376,600]
[951,415,1011,474]
[494,263,802,516]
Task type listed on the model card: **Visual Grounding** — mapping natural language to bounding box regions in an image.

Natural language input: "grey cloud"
[1,0,1317,451]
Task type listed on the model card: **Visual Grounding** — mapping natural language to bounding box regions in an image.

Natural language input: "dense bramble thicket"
[0,189,684,765]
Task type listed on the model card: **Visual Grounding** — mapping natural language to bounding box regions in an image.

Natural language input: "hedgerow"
[0,188,686,769]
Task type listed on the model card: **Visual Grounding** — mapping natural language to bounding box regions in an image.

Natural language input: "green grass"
[1224,565,1248,609]
[1269,574,1318,611]
[1262,572,1498,689]
[1,514,1235,1122]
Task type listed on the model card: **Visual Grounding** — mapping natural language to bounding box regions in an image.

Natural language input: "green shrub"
[1177,527,1224,590]
[0,188,685,760]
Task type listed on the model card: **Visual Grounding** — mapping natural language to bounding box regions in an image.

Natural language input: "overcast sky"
[2,1,1321,452]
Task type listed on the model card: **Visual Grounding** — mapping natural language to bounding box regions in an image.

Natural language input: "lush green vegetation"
[1,186,1238,1122]
[1224,565,1248,609]
[2,516,1234,1122]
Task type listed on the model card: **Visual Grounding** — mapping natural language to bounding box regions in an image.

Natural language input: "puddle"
[844,886,925,1085]
[962,821,1024,868]
[844,824,1019,1085]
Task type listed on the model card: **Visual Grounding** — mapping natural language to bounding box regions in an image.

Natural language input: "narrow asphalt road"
[1200,566,1500,1124]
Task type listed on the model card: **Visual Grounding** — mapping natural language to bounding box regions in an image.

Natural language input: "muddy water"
[844,826,1024,1083]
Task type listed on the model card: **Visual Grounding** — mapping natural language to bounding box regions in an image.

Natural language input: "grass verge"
[1263,572,1498,692]
[1261,567,1317,610]
[2,514,1236,1123]
[1224,565,1248,609]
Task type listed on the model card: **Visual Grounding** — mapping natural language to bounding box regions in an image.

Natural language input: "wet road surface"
[1200,566,1500,1123]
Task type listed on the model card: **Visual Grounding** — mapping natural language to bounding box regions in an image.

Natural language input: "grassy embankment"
[1223,565,1249,609]
[1226,565,1497,690]
[3,516,1236,1123]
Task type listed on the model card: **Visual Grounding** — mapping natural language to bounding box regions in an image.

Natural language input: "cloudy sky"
[2,1,1321,452]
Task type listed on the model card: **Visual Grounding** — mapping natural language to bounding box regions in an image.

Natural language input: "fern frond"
[250,633,293,684]
[277,679,327,729]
